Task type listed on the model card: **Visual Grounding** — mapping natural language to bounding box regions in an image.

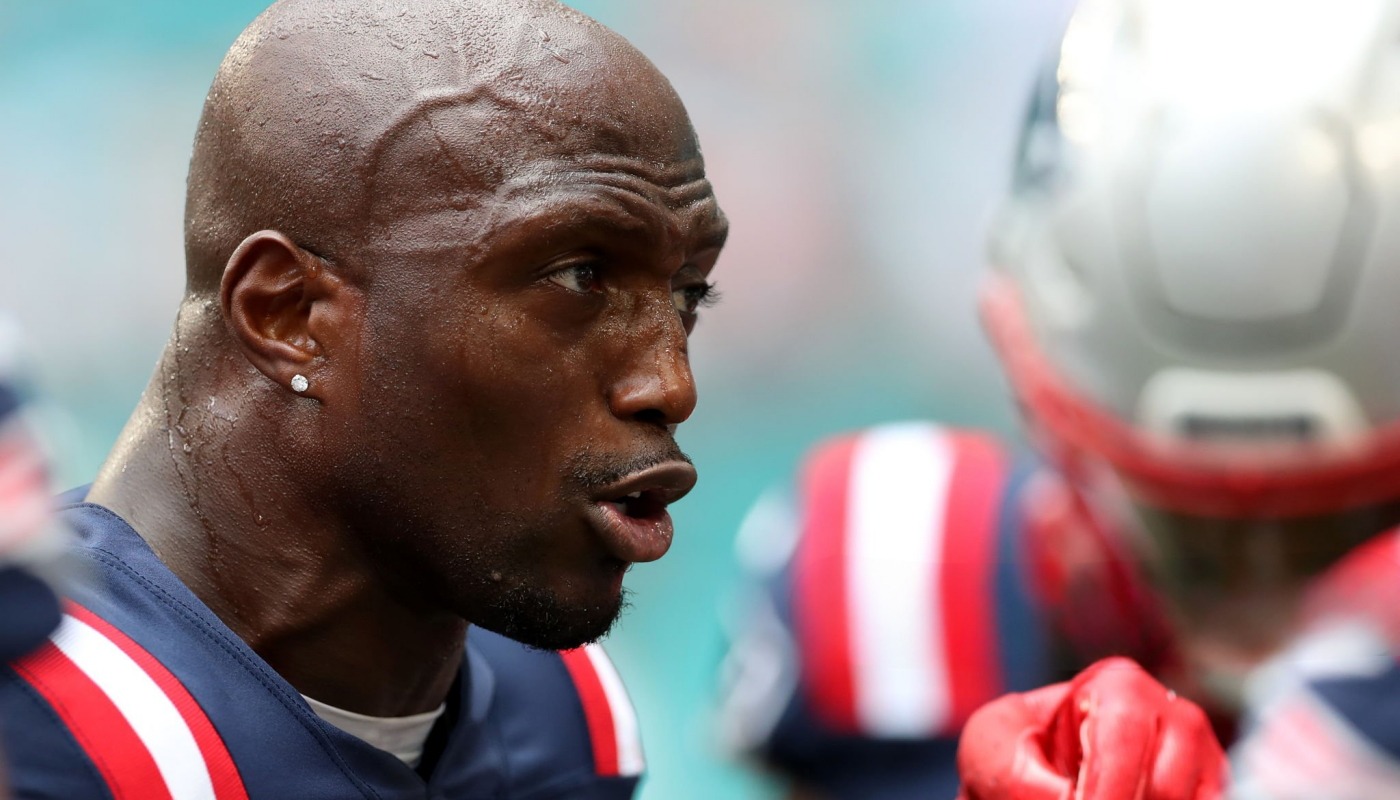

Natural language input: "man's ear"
[220,230,350,398]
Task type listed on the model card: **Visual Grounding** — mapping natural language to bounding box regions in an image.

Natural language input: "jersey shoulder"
[8,503,423,800]
[784,421,1048,737]
[0,663,114,799]
[718,422,1049,798]
[469,629,643,799]
[0,571,258,800]
[1235,637,1400,797]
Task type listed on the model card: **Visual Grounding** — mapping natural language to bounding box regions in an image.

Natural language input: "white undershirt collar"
[302,695,446,768]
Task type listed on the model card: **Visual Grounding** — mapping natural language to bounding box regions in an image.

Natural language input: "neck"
[88,331,465,717]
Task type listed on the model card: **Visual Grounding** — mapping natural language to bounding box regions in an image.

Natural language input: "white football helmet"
[988,0,1400,520]
[985,0,1400,692]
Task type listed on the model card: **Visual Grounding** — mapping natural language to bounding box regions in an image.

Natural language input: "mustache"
[567,442,693,492]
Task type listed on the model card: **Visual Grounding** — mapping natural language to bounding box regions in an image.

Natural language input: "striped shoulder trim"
[1236,687,1400,799]
[559,644,645,778]
[791,422,1009,737]
[12,603,248,800]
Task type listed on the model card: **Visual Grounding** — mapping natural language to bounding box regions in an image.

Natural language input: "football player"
[0,316,70,800]
[0,1,725,797]
[719,0,1400,796]
[0,318,62,664]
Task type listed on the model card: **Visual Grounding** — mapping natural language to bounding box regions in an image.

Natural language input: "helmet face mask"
[988,0,1400,690]
[1129,498,1400,702]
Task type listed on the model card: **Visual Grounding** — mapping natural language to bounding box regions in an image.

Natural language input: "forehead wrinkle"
[505,185,675,254]
[535,163,718,234]
[556,154,708,188]
[522,178,725,256]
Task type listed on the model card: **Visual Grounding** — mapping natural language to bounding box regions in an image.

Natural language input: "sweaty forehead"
[362,40,705,233]
[199,0,705,255]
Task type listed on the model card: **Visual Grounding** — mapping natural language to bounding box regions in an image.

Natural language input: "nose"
[607,317,698,427]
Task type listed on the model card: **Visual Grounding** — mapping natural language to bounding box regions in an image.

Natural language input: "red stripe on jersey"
[938,432,1007,727]
[0,439,44,501]
[0,430,48,547]
[560,647,620,776]
[792,434,861,731]
[12,641,175,800]
[66,604,249,800]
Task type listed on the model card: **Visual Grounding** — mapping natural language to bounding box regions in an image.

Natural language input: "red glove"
[956,657,1227,800]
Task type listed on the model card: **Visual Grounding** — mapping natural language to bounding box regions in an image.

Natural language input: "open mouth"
[600,489,669,522]
[585,460,697,564]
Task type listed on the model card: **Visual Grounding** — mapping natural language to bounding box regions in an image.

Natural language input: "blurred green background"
[0,1,1070,796]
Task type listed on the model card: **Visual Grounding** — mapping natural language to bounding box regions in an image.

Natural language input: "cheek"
[455,335,592,456]
[379,307,607,500]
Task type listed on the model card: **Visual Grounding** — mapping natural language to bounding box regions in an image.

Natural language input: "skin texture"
[86,0,726,717]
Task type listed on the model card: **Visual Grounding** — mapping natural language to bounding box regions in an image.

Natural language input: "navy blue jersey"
[1,500,644,800]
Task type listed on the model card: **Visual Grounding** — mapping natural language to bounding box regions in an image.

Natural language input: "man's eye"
[547,263,601,294]
[672,281,720,315]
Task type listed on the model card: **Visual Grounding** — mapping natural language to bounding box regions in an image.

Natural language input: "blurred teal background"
[0,1,1071,796]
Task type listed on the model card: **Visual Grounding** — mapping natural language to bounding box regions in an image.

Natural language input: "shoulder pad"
[6,603,249,800]
[789,421,1014,736]
[469,629,642,797]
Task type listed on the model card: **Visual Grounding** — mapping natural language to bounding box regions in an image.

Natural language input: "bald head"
[185,0,698,294]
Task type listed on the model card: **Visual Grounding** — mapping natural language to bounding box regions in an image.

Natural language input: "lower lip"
[586,502,675,564]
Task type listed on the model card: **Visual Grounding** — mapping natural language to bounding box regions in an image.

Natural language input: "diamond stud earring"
[290,374,309,393]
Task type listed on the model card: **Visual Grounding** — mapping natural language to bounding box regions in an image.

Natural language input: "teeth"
[625,491,643,500]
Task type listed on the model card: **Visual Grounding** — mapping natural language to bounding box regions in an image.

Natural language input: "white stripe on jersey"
[846,422,954,736]
[50,614,217,800]
[584,644,646,777]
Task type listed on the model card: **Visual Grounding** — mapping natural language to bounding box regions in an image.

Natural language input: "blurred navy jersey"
[0,500,644,800]
[0,348,62,663]
[718,423,1049,799]
[1231,530,1400,799]
[717,421,1175,799]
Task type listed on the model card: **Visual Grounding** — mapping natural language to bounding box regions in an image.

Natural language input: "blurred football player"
[0,318,62,664]
[0,316,71,800]
[719,0,1400,796]
[0,1,725,797]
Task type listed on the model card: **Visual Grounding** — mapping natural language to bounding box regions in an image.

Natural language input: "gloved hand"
[956,657,1226,800]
